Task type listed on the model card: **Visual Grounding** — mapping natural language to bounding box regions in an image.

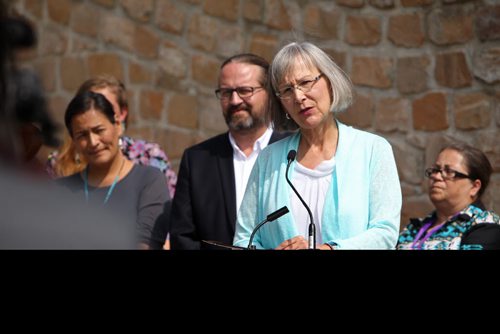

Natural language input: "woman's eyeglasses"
[276,74,323,100]
[424,166,471,180]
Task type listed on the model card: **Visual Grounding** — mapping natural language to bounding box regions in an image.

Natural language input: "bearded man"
[170,53,288,250]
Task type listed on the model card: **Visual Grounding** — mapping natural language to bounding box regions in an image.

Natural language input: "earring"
[74,153,81,166]
[285,113,291,120]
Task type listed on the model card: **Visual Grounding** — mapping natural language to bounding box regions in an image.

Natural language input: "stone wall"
[11,0,500,226]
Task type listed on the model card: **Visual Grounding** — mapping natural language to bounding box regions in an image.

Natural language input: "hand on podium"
[275,236,335,250]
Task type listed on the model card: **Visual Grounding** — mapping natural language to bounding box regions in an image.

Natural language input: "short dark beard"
[224,106,266,132]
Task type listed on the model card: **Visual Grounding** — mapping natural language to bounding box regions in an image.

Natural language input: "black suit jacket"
[170,131,289,250]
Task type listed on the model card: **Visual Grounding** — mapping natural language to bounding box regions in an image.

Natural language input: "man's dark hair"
[220,53,269,86]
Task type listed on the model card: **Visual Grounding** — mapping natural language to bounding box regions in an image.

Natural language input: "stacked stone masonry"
[13,0,500,227]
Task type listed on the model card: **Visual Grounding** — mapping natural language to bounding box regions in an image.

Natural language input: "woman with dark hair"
[397,143,500,250]
[57,91,170,249]
[47,75,177,198]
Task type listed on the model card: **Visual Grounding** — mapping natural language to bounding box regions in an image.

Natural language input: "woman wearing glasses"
[398,143,500,250]
[233,42,402,250]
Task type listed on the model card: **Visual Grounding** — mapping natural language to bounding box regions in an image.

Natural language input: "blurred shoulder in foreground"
[0,4,135,249]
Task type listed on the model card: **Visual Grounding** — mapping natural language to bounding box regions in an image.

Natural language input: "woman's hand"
[275,236,336,250]
[275,235,308,250]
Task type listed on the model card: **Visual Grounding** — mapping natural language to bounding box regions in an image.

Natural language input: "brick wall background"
[11,0,500,227]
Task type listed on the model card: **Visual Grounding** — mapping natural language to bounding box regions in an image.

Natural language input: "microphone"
[286,150,316,249]
[248,206,289,249]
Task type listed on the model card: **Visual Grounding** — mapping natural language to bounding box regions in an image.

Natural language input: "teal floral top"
[397,204,500,250]
[47,135,177,197]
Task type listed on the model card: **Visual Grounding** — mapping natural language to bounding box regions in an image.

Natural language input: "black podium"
[202,240,247,250]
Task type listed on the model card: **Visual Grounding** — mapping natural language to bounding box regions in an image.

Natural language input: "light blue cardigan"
[233,121,402,249]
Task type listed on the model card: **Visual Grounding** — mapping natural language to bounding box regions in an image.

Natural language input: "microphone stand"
[286,150,316,249]
[248,206,289,249]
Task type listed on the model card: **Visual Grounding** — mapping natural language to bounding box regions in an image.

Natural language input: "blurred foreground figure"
[0,167,135,249]
[0,2,135,249]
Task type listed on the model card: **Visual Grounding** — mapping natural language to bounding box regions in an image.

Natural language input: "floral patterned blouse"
[46,135,177,197]
[397,204,500,250]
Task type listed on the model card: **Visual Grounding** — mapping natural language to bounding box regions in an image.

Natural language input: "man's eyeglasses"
[424,166,471,180]
[215,86,263,100]
[276,74,323,100]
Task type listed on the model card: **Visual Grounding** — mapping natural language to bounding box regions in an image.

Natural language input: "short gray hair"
[269,42,353,131]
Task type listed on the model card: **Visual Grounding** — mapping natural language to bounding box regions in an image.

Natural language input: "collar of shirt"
[228,127,273,160]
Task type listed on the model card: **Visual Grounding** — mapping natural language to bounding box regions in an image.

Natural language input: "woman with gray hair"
[233,41,402,250]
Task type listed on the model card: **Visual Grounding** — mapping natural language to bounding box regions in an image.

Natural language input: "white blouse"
[290,156,336,244]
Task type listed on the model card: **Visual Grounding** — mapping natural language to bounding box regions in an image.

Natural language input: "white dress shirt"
[229,127,273,214]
